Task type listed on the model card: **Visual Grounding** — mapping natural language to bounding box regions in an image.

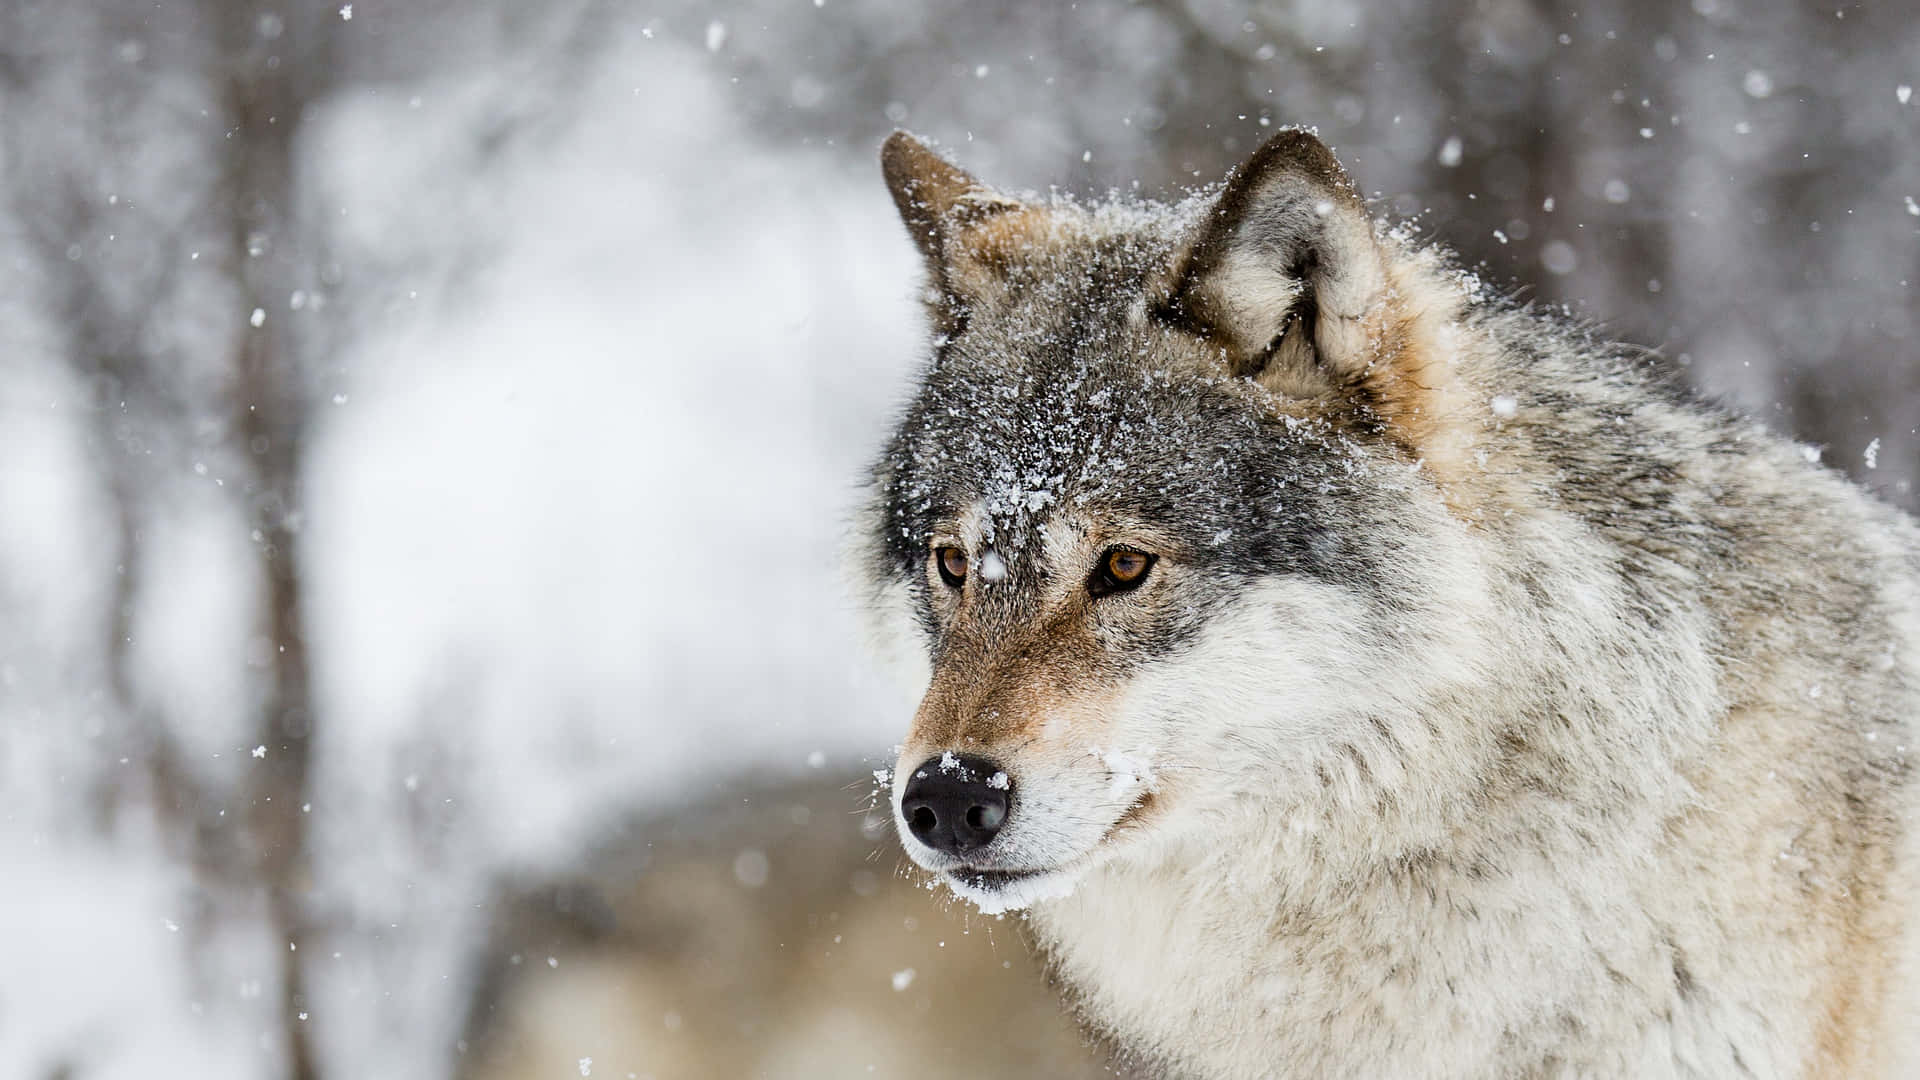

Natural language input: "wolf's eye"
[1088,547,1156,598]
[934,546,969,588]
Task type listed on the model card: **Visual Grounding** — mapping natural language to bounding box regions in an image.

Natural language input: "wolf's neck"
[1025,780,1690,1078]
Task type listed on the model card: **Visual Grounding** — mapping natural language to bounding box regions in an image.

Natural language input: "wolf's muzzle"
[900,754,1010,855]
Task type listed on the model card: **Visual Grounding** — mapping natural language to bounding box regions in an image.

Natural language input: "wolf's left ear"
[1164,129,1402,402]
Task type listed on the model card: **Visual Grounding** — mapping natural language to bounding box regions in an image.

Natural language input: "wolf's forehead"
[900,355,1261,554]
[884,200,1328,561]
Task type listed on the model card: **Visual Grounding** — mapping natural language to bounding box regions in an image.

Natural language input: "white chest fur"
[1029,820,1802,1080]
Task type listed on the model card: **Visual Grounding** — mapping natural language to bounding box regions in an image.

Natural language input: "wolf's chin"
[943,865,1084,915]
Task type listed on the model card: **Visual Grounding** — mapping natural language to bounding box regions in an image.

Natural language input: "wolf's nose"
[900,755,1011,854]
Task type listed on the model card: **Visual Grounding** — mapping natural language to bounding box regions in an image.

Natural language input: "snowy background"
[0,2,1915,1077]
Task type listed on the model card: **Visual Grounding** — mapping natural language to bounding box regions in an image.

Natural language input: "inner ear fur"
[1163,129,1408,406]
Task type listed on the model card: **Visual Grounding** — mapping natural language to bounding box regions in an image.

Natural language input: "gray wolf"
[859,127,1920,1078]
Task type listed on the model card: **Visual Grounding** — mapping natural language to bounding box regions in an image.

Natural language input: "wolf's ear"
[881,132,1023,324]
[1164,129,1395,401]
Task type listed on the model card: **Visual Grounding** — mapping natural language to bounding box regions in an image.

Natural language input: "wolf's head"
[862,130,1503,913]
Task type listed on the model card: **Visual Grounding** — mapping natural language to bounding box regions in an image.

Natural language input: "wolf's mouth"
[952,867,1044,891]
[932,791,1163,914]
[942,864,1080,914]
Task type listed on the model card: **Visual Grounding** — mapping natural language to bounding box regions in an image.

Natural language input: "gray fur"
[861,128,1920,1079]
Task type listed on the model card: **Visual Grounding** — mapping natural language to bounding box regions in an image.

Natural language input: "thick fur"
[860,128,1920,1079]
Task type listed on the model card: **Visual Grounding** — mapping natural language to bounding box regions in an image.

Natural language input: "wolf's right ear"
[881,132,1023,328]
[1162,130,1397,401]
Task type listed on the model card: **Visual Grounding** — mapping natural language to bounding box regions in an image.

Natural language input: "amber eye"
[1088,547,1157,598]
[934,546,969,588]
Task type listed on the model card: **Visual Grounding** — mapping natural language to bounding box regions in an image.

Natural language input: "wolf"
[857,126,1920,1079]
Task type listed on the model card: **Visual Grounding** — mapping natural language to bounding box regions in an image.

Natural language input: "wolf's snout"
[900,755,1011,854]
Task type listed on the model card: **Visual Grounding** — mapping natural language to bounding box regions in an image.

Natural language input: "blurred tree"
[1,2,338,1076]
[211,5,336,1078]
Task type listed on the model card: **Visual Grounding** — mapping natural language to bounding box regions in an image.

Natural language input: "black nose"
[900,755,1012,855]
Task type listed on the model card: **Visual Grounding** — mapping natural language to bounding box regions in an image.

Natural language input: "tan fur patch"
[955,206,1058,264]
[1809,851,1898,1077]
[906,608,1115,752]
[941,206,1065,300]
[1358,259,1478,476]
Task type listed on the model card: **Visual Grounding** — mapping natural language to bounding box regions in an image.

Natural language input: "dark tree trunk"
[216,5,328,1077]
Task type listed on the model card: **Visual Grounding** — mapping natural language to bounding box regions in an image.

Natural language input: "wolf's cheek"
[1105,577,1391,793]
